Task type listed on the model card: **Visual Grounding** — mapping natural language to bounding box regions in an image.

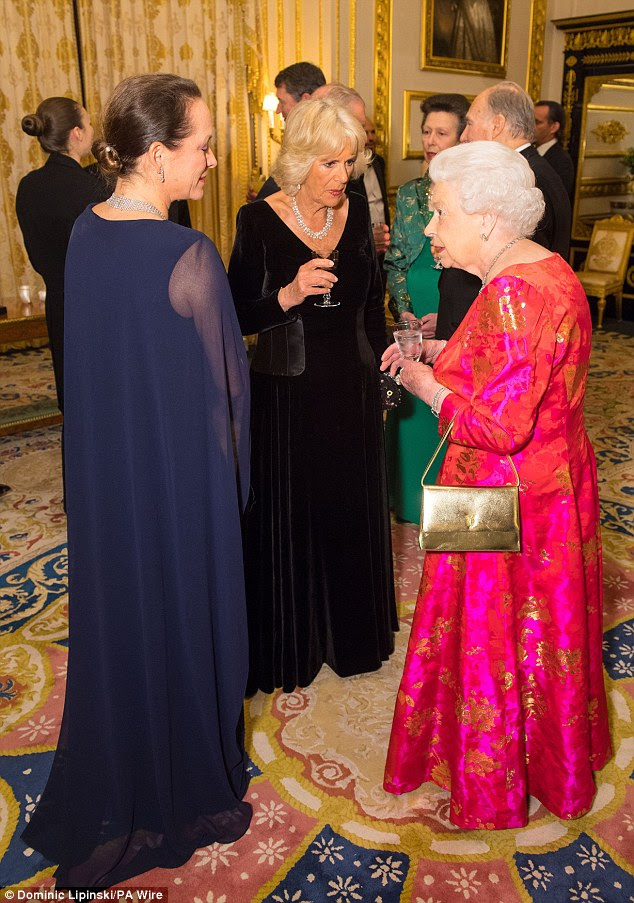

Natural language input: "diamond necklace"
[291,196,334,240]
[106,194,167,220]
[480,237,522,288]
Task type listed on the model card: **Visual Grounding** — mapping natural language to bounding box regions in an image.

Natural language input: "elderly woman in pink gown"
[381,141,611,829]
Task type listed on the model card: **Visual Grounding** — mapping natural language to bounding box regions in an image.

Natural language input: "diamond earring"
[158,165,165,183]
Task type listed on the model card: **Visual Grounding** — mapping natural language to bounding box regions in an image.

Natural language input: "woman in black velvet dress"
[228,97,397,696]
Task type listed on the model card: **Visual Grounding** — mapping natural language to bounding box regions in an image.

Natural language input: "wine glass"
[311,250,339,308]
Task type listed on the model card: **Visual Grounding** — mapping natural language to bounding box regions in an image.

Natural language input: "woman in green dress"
[385,93,469,523]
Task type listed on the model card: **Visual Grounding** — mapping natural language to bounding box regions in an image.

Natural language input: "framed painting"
[402,90,475,159]
[421,0,510,78]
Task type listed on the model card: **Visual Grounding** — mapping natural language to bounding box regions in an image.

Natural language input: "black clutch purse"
[379,370,401,410]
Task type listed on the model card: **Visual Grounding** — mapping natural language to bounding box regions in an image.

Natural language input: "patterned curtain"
[76,0,268,261]
[0,0,81,299]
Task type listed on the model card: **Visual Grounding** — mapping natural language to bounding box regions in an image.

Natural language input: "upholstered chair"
[576,215,634,328]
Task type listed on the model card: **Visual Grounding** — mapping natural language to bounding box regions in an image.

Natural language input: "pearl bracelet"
[430,386,447,418]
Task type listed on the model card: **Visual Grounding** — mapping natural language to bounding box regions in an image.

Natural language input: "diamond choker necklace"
[106,194,167,220]
[291,197,334,240]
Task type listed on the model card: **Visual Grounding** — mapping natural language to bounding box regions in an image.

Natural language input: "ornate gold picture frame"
[421,0,510,78]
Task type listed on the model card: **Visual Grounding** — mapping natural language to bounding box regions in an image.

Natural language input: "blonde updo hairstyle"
[271,97,371,196]
[429,141,545,238]
[92,73,202,181]
[21,97,83,154]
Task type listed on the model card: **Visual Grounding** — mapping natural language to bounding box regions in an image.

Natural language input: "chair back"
[583,215,634,281]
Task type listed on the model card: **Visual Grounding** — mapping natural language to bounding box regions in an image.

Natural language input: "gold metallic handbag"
[419,415,521,553]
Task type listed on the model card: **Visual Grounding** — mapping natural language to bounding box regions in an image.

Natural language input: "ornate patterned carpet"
[0,332,632,903]
[0,347,59,431]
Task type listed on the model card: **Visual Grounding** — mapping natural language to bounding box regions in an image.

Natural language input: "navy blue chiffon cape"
[22,207,252,886]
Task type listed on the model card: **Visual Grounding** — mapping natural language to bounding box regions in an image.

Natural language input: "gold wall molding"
[579,178,631,198]
[562,65,577,150]
[526,0,547,101]
[373,0,392,169]
[335,0,341,82]
[563,26,634,52]
[277,0,284,70]
[591,120,629,145]
[582,52,634,66]
[349,0,356,88]
[295,0,302,60]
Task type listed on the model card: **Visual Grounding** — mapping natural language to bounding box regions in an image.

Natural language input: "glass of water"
[393,326,423,362]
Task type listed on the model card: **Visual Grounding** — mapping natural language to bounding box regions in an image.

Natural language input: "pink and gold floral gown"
[384,254,612,829]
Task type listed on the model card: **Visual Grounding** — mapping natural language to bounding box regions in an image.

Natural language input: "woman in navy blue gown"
[22,74,252,887]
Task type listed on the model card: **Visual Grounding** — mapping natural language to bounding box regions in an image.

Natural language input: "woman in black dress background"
[16,97,109,413]
[229,97,397,696]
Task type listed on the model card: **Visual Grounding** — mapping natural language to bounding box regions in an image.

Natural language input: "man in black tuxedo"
[358,118,390,232]
[351,117,390,290]
[435,81,571,339]
[534,100,576,204]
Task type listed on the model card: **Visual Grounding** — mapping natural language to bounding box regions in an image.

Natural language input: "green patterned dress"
[384,175,444,524]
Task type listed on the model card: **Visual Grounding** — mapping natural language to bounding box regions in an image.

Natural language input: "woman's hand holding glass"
[380,345,443,406]
[278,256,338,312]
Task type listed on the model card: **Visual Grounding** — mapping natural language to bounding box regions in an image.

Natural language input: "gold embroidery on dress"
[397,689,415,708]
[496,660,514,690]
[536,640,582,682]
[414,616,454,657]
[496,290,527,333]
[455,692,498,734]
[464,749,501,775]
[563,358,588,400]
[519,595,552,624]
[582,535,598,562]
[588,698,599,723]
[522,674,548,720]
[555,469,573,494]
[431,759,451,789]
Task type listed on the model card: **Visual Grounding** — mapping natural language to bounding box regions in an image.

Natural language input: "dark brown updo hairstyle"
[420,93,470,139]
[92,73,202,180]
[21,97,83,154]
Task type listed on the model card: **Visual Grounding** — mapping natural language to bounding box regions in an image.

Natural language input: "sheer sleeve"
[228,204,299,335]
[437,276,558,456]
[169,237,250,509]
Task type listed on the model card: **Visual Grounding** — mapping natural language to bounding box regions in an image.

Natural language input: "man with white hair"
[461,81,571,257]
[434,82,572,339]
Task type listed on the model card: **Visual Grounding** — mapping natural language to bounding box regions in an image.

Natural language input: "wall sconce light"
[262,92,283,144]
